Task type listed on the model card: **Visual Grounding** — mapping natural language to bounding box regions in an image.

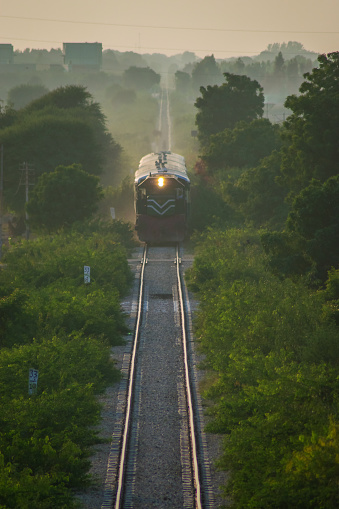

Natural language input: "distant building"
[63,43,102,71]
[0,44,38,73]
[0,44,14,64]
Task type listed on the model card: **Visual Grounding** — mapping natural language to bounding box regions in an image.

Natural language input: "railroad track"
[154,87,171,153]
[102,244,215,508]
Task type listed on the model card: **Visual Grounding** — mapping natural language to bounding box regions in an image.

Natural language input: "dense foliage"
[262,175,339,283]
[187,229,339,508]
[7,84,50,109]
[188,51,339,508]
[0,221,134,508]
[191,55,223,91]
[122,66,161,91]
[191,52,339,266]
[0,85,122,213]
[99,177,135,223]
[174,43,316,104]
[201,118,282,173]
[195,73,264,147]
[26,164,103,232]
[281,52,339,196]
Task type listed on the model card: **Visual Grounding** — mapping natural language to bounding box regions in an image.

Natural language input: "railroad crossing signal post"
[28,368,39,395]
[84,265,90,284]
[19,162,34,240]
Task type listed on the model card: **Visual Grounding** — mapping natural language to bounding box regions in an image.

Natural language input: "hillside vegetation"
[0,221,134,508]
[0,44,337,508]
[187,51,339,508]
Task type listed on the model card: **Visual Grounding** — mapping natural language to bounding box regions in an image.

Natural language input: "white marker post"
[84,265,90,284]
[28,368,39,395]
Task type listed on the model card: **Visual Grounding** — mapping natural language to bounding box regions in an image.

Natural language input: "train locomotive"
[134,151,190,243]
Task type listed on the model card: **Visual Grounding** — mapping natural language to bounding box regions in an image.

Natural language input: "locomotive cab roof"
[135,151,190,187]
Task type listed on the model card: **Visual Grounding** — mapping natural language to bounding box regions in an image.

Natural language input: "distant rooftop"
[0,44,14,64]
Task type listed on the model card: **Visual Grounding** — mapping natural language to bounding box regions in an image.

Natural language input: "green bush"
[0,223,132,507]
[0,288,38,349]
[188,227,339,508]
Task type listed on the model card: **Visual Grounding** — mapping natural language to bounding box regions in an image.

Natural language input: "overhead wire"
[1,14,338,34]
[1,14,337,56]
[0,35,325,57]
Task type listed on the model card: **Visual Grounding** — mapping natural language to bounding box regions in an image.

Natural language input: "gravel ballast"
[76,245,228,508]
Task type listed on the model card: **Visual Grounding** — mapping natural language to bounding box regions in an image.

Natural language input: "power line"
[1,14,339,35]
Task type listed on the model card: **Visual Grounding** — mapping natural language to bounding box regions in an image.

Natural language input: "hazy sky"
[1,0,339,58]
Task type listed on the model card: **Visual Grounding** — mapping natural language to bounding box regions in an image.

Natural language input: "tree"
[24,85,94,112]
[281,52,339,195]
[261,176,339,283]
[123,66,160,90]
[287,176,339,240]
[0,103,18,130]
[119,51,147,70]
[2,116,103,212]
[223,151,288,228]
[7,84,49,109]
[195,73,264,146]
[180,51,197,65]
[274,51,285,75]
[22,85,116,154]
[191,54,222,90]
[202,118,282,172]
[233,58,246,75]
[175,70,191,95]
[26,164,103,232]
[0,86,121,213]
[287,176,339,281]
[258,41,316,61]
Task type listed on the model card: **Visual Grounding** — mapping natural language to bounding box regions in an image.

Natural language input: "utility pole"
[19,162,34,241]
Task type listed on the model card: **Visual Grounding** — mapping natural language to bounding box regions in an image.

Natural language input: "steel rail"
[114,244,147,509]
[166,86,172,151]
[176,244,203,509]
[158,88,163,134]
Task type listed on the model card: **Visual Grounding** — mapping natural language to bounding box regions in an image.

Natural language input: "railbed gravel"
[76,245,227,508]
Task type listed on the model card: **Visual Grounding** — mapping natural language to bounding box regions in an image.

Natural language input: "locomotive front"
[134,152,190,243]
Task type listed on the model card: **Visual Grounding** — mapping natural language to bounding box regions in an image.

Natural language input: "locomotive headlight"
[158,177,164,187]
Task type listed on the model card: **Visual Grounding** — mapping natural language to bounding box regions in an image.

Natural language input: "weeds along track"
[102,244,216,509]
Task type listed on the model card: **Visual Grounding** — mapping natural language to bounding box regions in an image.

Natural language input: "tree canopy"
[0,85,121,213]
[7,84,50,109]
[222,151,288,228]
[123,66,161,90]
[191,54,223,90]
[286,176,339,281]
[183,51,339,508]
[26,164,103,232]
[287,176,339,240]
[24,85,97,112]
[195,73,264,146]
[175,70,191,95]
[202,118,282,172]
[0,224,133,506]
[281,51,339,195]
